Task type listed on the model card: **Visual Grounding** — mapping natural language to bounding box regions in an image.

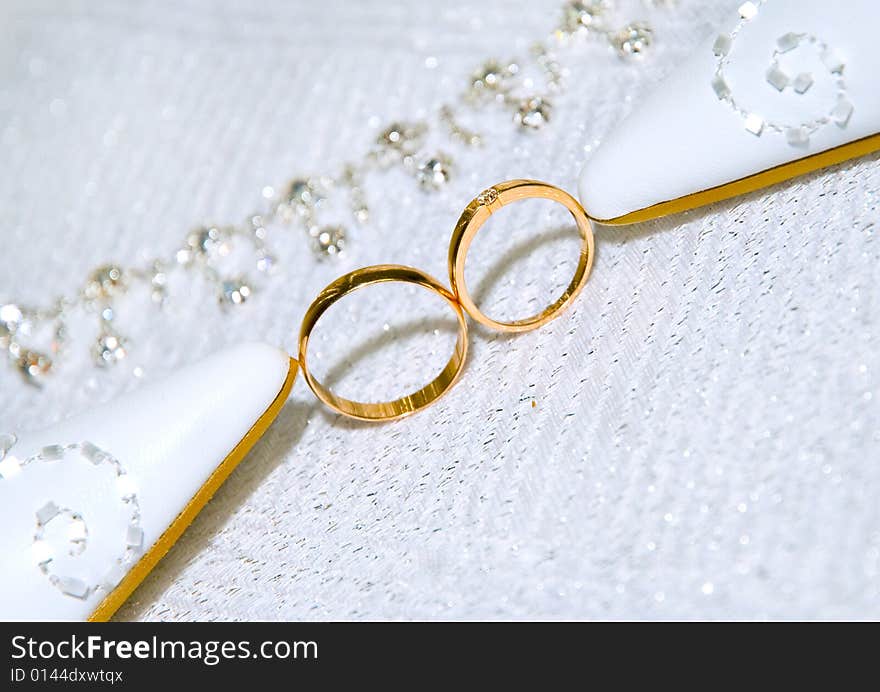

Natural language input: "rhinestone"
[126,525,144,549]
[713,33,732,57]
[786,126,810,146]
[471,61,506,90]
[821,48,845,74]
[477,188,499,206]
[219,277,252,305]
[793,72,814,94]
[58,576,90,599]
[151,270,167,291]
[712,74,731,100]
[312,226,346,257]
[15,348,52,384]
[738,2,758,20]
[743,113,764,136]
[777,32,801,53]
[416,157,452,189]
[831,97,854,126]
[515,97,551,129]
[612,23,653,57]
[766,64,790,91]
[36,500,60,524]
[186,226,223,257]
[378,123,423,150]
[0,454,22,479]
[286,179,314,206]
[562,0,609,33]
[84,264,125,300]
[256,251,276,273]
[93,331,127,366]
[0,304,23,337]
[41,444,64,460]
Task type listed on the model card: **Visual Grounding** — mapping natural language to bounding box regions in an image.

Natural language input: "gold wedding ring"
[448,179,595,332]
[298,181,593,422]
[298,264,469,421]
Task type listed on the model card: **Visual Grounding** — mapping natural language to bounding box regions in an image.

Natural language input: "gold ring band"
[447,179,595,333]
[298,264,469,422]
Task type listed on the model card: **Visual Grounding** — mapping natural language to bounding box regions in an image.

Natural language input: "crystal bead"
[821,48,845,74]
[562,0,609,33]
[612,23,653,58]
[219,277,252,305]
[831,97,854,126]
[515,97,551,130]
[126,524,144,549]
[712,75,731,100]
[93,331,127,366]
[766,65,790,91]
[713,33,732,57]
[786,126,810,146]
[743,113,764,136]
[41,445,64,461]
[312,226,346,258]
[80,441,104,464]
[738,2,758,20]
[416,157,452,189]
[58,576,90,599]
[793,72,814,94]
[777,32,801,53]
[36,501,60,524]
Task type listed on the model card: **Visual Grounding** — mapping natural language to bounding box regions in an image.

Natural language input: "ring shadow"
[114,150,877,618]
[121,226,610,615]
[311,224,586,428]
[113,398,314,621]
[467,224,583,340]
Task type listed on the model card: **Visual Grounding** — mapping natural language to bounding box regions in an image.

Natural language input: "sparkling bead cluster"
[0,434,142,601]
[711,1,853,146]
[1,0,667,387]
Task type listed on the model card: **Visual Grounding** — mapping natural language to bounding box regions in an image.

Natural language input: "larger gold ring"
[298,264,469,422]
[448,179,595,332]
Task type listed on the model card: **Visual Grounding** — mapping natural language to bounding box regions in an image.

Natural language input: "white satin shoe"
[579,0,880,223]
[0,343,295,621]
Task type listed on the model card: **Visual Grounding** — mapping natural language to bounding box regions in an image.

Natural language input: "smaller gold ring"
[298,264,469,422]
[448,179,595,333]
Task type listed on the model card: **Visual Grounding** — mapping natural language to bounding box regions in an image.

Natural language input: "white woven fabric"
[1,0,878,620]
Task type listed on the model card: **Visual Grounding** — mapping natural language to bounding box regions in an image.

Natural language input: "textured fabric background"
[1,0,878,620]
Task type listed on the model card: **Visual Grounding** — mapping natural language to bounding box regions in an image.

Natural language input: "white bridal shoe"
[0,343,296,621]
[579,0,880,222]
